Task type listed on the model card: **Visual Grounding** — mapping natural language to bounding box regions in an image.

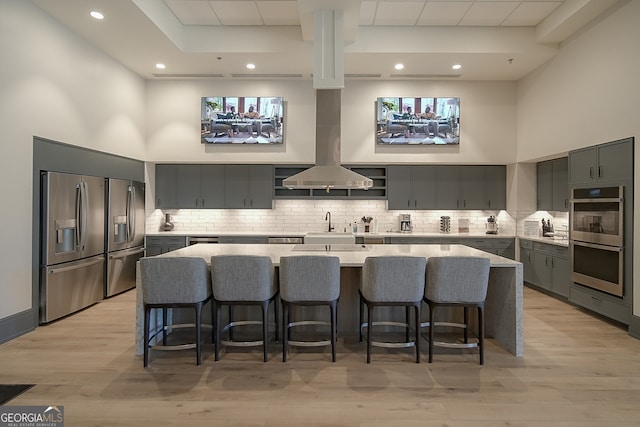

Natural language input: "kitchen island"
[135,243,523,357]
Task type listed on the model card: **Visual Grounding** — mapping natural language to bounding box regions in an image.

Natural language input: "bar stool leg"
[262,301,269,362]
[143,306,151,368]
[330,300,337,362]
[282,302,289,362]
[195,303,202,366]
[414,304,420,363]
[367,303,373,364]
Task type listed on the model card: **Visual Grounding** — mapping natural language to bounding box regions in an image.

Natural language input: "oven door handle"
[571,240,623,252]
[570,197,623,203]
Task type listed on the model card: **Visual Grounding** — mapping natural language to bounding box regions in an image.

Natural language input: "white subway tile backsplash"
[147,200,517,234]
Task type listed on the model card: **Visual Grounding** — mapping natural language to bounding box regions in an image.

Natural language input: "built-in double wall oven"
[570,186,624,297]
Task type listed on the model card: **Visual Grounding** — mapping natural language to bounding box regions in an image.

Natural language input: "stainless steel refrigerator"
[106,178,145,297]
[40,172,105,324]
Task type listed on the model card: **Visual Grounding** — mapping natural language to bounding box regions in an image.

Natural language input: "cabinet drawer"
[533,242,568,258]
[569,284,631,325]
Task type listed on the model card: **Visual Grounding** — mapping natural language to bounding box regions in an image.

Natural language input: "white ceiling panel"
[256,1,300,25]
[459,1,520,26]
[373,2,425,26]
[359,1,377,25]
[502,1,561,26]
[164,0,221,25]
[417,2,473,26]
[209,1,263,25]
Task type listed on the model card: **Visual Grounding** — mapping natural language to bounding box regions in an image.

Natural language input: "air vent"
[151,73,224,78]
[230,73,303,78]
[345,73,382,78]
[389,74,462,79]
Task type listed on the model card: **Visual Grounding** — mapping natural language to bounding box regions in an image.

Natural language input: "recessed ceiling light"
[155,63,166,70]
[394,63,404,70]
[246,63,256,69]
[90,11,104,20]
[452,64,462,70]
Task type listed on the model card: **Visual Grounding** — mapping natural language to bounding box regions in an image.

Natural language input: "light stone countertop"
[517,235,569,248]
[146,230,517,239]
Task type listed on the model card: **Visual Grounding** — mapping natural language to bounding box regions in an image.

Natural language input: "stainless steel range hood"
[283,8,372,192]
[283,89,373,191]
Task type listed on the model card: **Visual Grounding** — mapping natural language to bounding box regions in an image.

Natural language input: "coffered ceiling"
[32,0,622,80]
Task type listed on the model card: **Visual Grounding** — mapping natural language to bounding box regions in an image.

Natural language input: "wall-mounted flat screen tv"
[376,97,460,145]
[201,96,284,144]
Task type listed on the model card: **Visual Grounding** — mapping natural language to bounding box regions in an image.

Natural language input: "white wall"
[0,1,146,319]
[146,79,518,165]
[516,0,640,315]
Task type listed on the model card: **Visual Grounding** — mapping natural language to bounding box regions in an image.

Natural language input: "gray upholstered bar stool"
[359,256,426,363]
[279,256,341,362]
[423,256,491,365]
[140,257,212,367]
[210,255,278,362]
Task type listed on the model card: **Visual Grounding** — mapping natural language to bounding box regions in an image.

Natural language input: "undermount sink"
[304,232,356,244]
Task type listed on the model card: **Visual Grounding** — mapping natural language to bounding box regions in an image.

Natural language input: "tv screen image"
[201,96,284,144]
[376,97,460,145]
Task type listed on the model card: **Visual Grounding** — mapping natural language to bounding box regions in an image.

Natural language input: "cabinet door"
[155,164,177,209]
[248,165,273,209]
[536,160,553,211]
[435,166,460,209]
[412,166,437,210]
[569,147,597,184]
[460,166,485,209]
[387,166,413,210]
[551,256,570,298]
[597,140,633,182]
[200,165,225,208]
[552,157,568,211]
[176,165,202,208]
[532,252,552,290]
[485,166,506,210]
[224,165,250,208]
[521,246,535,284]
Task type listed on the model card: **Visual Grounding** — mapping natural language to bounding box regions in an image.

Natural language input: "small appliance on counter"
[400,214,412,232]
[440,216,451,233]
[486,215,498,234]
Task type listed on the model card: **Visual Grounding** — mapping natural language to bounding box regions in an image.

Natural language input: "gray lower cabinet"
[145,236,187,256]
[569,138,633,185]
[521,239,569,298]
[387,166,436,210]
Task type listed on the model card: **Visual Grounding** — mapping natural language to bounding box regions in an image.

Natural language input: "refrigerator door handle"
[48,256,106,274]
[109,247,145,260]
[128,185,136,243]
[75,183,82,251]
[80,181,89,251]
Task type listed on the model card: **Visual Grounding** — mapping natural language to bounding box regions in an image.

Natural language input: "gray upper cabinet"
[536,160,553,211]
[436,166,486,210]
[200,165,225,208]
[387,166,436,210]
[485,166,506,210]
[155,164,177,209]
[176,165,224,209]
[537,157,568,211]
[552,158,568,211]
[224,165,272,209]
[156,164,270,209]
[569,139,633,184]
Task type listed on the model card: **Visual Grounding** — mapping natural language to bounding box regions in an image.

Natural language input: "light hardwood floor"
[1,287,640,426]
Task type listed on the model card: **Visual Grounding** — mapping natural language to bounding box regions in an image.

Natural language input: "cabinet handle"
[545,256,549,267]
[463,200,466,208]
[598,166,602,178]
[414,200,417,208]
[195,198,198,207]
[407,200,410,208]
[157,199,161,207]
[487,200,491,208]
[589,167,594,179]
[456,200,459,208]
[565,199,568,209]
[551,258,555,268]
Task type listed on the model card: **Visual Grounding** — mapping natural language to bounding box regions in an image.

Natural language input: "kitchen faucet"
[325,211,334,232]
